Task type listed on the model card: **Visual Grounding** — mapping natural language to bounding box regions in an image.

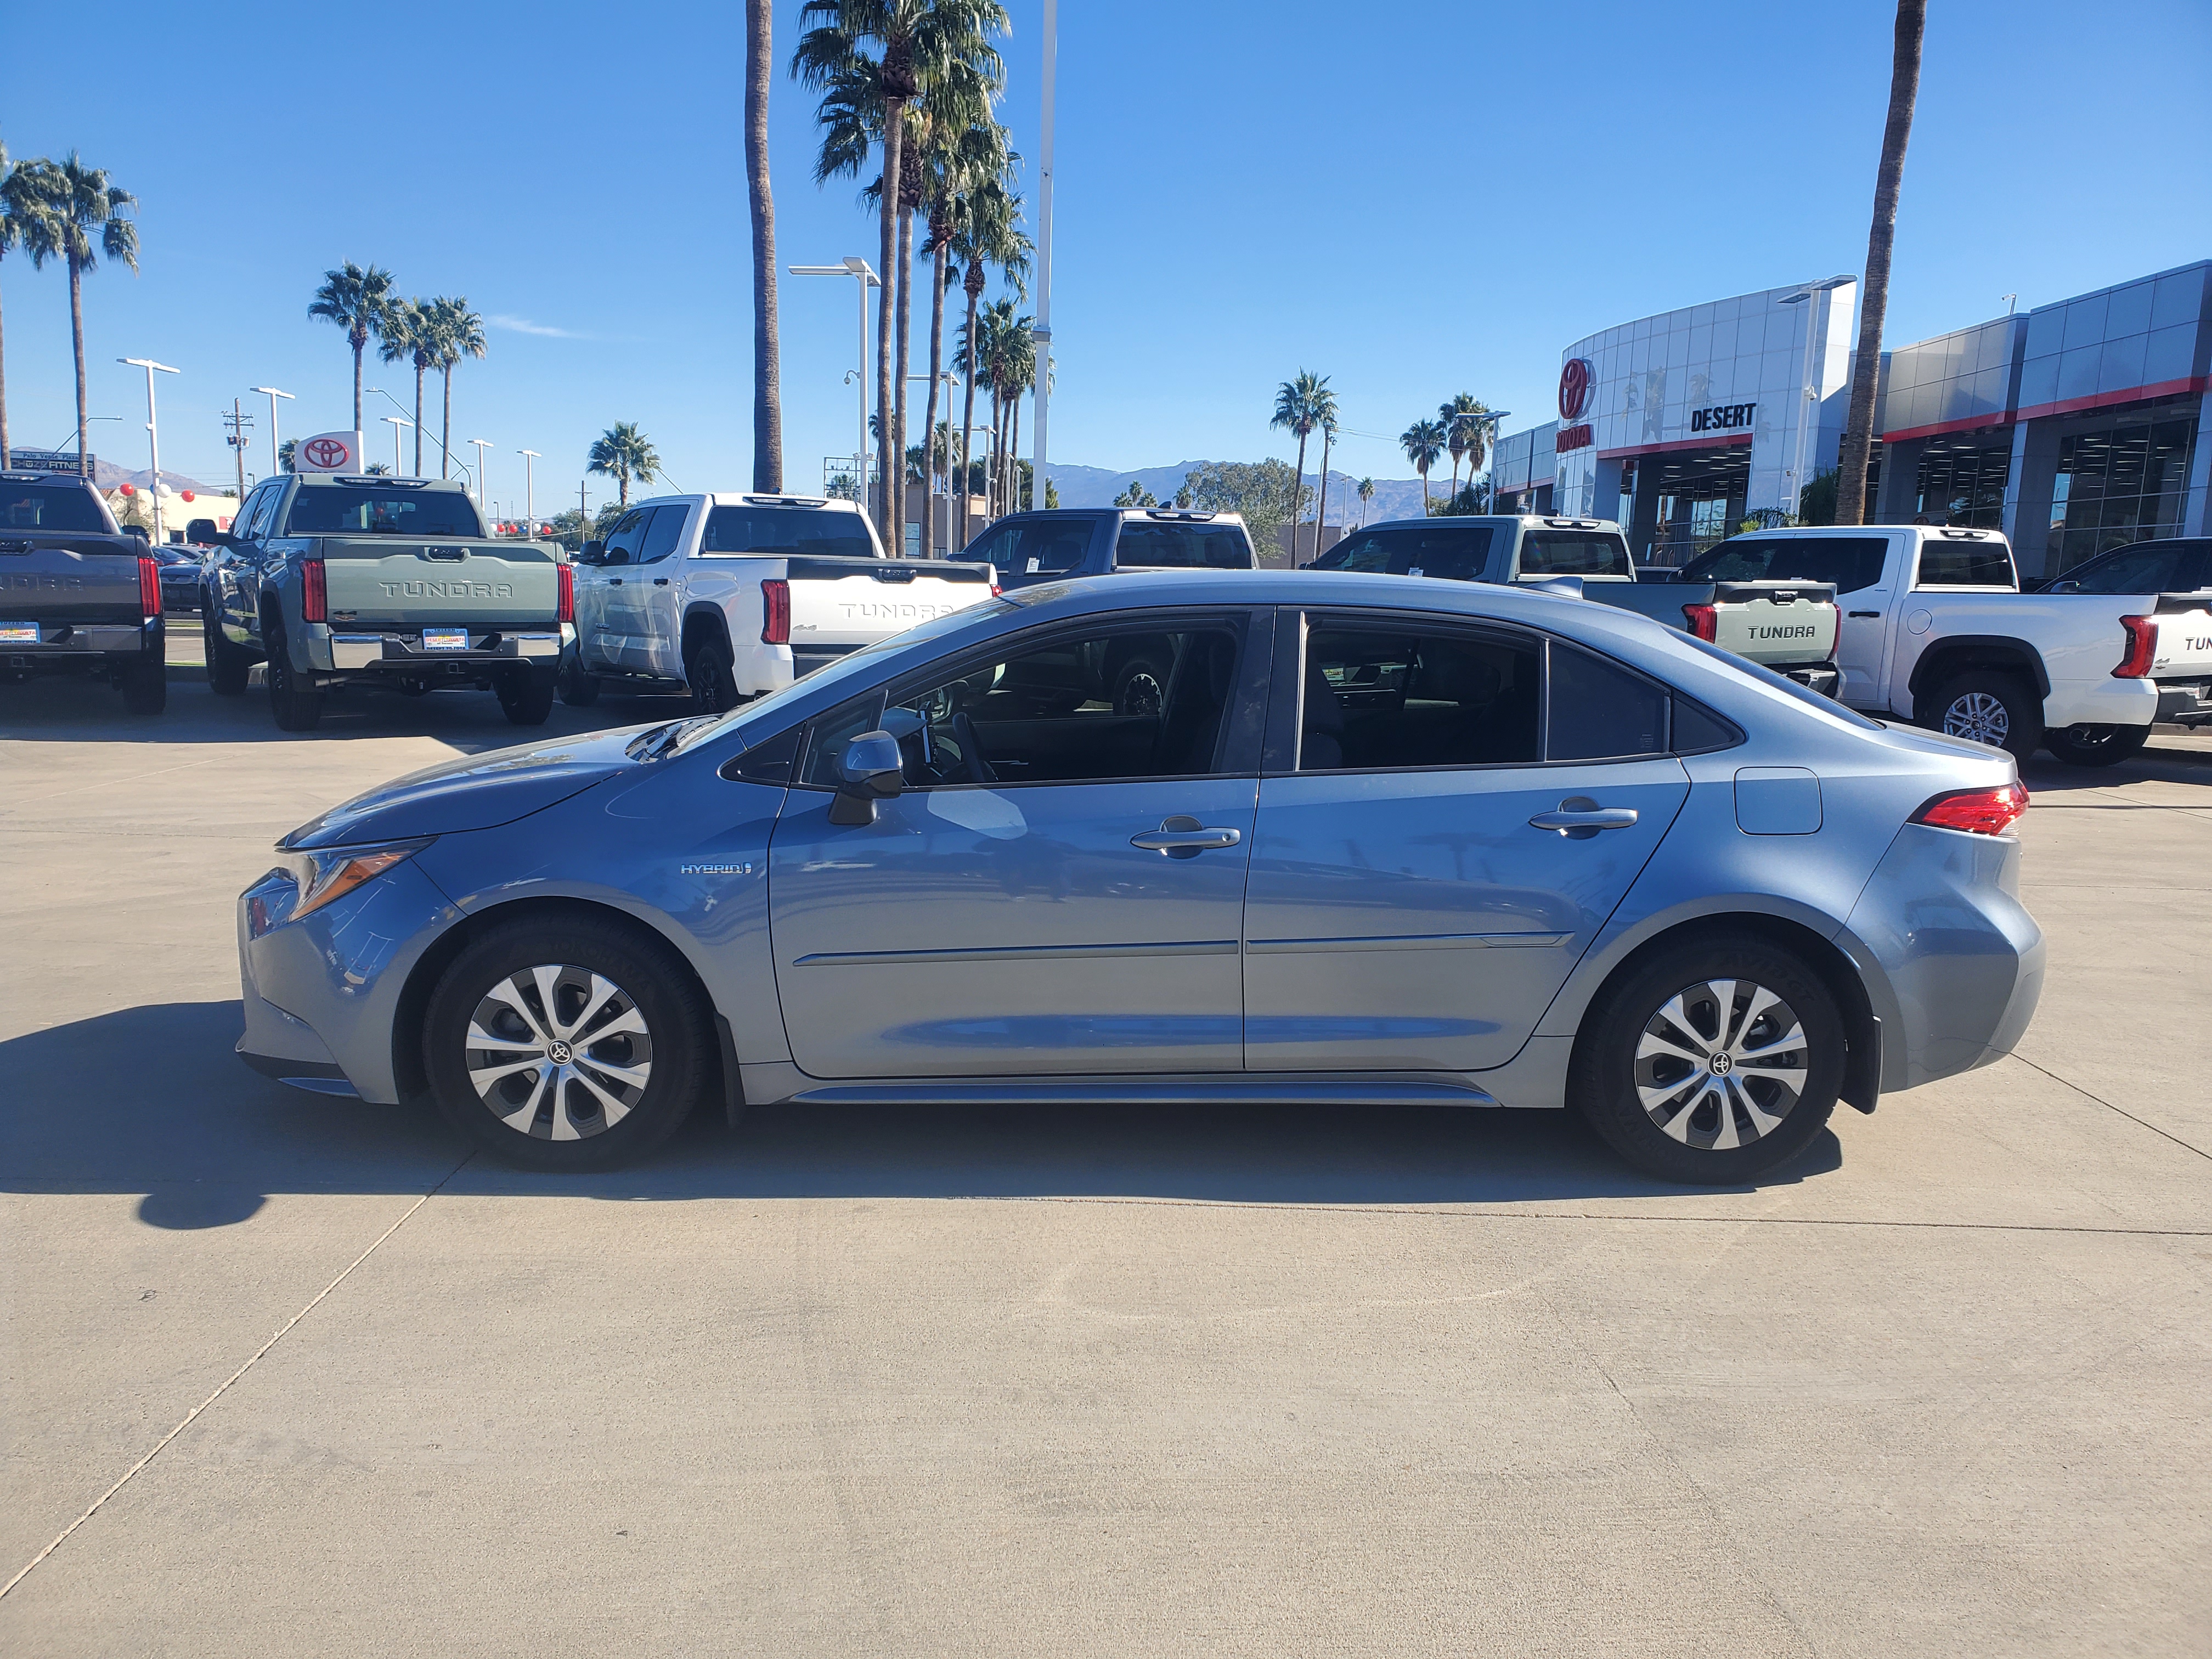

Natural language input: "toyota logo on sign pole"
[1558,358,1593,423]
[303,437,349,469]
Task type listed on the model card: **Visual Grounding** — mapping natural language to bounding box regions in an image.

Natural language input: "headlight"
[278,838,433,919]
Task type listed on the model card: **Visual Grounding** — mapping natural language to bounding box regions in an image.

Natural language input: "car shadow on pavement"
[0,1001,1842,1228]
[2017,734,2212,797]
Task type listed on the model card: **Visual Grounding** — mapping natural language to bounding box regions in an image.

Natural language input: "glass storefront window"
[2049,414,2198,572]
[1914,442,2010,528]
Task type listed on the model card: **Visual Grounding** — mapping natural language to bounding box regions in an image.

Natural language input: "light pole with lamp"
[789,257,880,533]
[1477,409,1510,511]
[380,415,411,474]
[518,449,540,531]
[1776,276,1854,521]
[250,386,294,476]
[118,359,180,542]
[468,439,493,511]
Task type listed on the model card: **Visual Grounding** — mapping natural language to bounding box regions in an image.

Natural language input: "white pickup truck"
[562,493,996,712]
[1672,523,2212,765]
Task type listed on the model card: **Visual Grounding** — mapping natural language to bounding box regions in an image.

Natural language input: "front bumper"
[319,627,566,672]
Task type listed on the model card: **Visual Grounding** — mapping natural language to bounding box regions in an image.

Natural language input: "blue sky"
[3,0,2207,507]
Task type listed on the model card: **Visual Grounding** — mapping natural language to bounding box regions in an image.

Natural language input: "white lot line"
[0,1151,475,1604]
[0,751,230,808]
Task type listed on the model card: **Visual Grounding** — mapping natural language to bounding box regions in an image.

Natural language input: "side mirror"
[185,517,225,546]
[827,730,906,826]
[580,539,604,563]
[2050,579,2080,593]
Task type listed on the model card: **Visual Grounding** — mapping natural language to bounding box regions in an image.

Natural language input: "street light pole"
[250,386,294,477]
[380,415,411,474]
[119,359,180,542]
[789,258,880,526]
[467,439,493,511]
[518,449,540,529]
[1029,0,1057,511]
[1777,276,1853,520]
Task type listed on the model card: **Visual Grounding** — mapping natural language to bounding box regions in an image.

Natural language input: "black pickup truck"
[0,472,167,714]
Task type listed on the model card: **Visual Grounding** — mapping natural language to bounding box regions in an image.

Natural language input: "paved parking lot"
[3,656,2209,1657]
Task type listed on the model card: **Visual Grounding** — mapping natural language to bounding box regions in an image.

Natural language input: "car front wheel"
[1569,935,1844,1183]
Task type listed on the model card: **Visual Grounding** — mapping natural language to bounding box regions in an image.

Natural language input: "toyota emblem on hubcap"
[548,1039,573,1064]
[1709,1051,1734,1076]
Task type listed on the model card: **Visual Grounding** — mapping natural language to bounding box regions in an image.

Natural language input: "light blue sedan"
[236,572,2042,1182]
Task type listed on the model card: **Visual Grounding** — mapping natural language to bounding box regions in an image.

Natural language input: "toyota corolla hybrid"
[235,571,2042,1183]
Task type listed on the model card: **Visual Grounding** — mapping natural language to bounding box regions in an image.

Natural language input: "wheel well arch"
[1565,911,1881,1114]
[680,603,732,661]
[1906,635,2051,708]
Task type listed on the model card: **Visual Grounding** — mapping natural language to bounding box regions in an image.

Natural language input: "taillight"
[761,578,790,644]
[2113,614,2155,678]
[137,554,160,619]
[556,562,575,624]
[990,577,1002,598]
[1681,603,1718,641]
[1912,782,2029,836]
[301,558,327,623]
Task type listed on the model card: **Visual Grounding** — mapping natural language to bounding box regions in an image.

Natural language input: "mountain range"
[1041,459,1455,525]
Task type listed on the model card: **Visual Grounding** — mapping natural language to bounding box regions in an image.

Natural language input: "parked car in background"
[563,492,996,713]
[0,471,167,714]
[2031,536,2211,596]
[1671,524,2212,764]
[1311,516,1842,692]
[154,544,206,614]
[194,475,571,732]
[961,507,1256,592]
[236,570,2042,1187]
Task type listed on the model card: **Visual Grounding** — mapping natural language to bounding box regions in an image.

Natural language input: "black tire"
[121,659,167,715]
[1925,671,2042,762]
[421,915,711,1171]
[498,667,556,726]
[686,631,742,715]
[556,647,601,707]
[1568,934,1845,1184]
[264,624,323,731]
[2043,722,2149,768]
[1111,653,1170,718]
[204,606,251,696]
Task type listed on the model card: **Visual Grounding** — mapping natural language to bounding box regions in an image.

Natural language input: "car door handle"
[1849,610,1882,618]
[608,578,623,586]
[652,577,669,586]
[1130,816,1242,856]
[1527,799,1639,837]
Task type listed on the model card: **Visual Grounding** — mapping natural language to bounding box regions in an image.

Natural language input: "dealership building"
[1488,259,2212,578]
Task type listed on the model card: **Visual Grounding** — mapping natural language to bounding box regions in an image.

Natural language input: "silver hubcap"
[1944,691,2010,747]
[1634,978,1809,1152]
[1118,670,1164,716]
[465,964,653,1141]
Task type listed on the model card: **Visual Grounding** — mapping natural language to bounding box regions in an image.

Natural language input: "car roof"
[1349,515,1623,533]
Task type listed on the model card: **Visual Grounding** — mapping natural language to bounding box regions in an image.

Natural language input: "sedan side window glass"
[1299,625,1541,771]
[1548,644,1668,761]
[2074,548,2174,594]
[1311,531,1390,572]
[600,509,649,566]
[797,690,889,788]
[1677,535,1889,594]
[637,505,688,563]
[961,524,1018,571]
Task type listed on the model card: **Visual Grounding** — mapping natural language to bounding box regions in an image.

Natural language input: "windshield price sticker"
[422,629,469,652]
[0,620,39,642]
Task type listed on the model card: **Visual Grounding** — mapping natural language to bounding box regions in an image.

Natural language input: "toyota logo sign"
[1558,358,1593,423]
[296,431,362,472]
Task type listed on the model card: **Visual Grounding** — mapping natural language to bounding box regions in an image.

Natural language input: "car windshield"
[1676,534,1891,594]
[0,482,109,532]
[701,504,877,558]
[283,484,485,536]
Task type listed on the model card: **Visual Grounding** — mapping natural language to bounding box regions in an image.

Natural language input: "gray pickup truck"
[1310,515,1843,693]
[0,471,167,714]
[193,474,571,731]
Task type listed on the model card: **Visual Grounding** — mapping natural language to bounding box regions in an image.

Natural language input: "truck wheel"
[264,630,323,732]
[1927,672,2041,761]
[1111,652,1170,718]
[2044,723,2149,768]
[204,608,251,696]
[498,667,556,726]
[121,659,167,715]
[556,648,601,707]
[686,634,741,714]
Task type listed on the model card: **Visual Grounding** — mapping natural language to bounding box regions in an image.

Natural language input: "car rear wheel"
[1927,672,2041,761]
[686,633,741,714]
[556,647,601,707]
[120,659,166,715]
[1569,935,1844,1184]
[498,667,556,726]
[204,607,251,696]
[264,625,323,731]
[2043,722,2148,767]
[422,917,710,1171]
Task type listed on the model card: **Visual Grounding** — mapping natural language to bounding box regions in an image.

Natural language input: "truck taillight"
[556,562,575,624]
[137,554,160,619]
[301,558,327,623]
[1912,782,2029,836]
[1681,603,1718,641]
[761,578,790,645]
[2113,614,2155,678]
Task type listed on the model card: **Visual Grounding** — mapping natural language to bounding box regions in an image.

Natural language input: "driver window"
[637,504,689,563]
[1013,520,1088,576]
[600,509,649,566]
[874,621,1246,788]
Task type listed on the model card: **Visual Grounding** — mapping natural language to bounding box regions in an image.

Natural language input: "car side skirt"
[738,1060,1505,1110]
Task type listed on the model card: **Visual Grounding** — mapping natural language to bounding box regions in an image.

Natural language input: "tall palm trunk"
[1,254,11,471]
[440,367,453,478]
[1837,0,1926,526]
[1314,427,1333,556]
[351,330,365,436]
[412,362,426,476]
[874,101,904,546]
[1009,395,1022,514]
[67,256,88,476]
[745,0,782,491]
[921,239,949,558]
[957,284,981,546]
[893,205,915,552]
[1419,464,1431,514]
[1288,430,1309,561]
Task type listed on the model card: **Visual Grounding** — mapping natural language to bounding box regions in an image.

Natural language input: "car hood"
[280,726,658,850]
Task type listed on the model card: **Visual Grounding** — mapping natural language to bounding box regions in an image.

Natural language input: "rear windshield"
[703,505,877,558]
[0,482,110,532]
[1115,521,1250,569]
[1312,524,1494,579]
[1677,534,1890,595]
[1521,530,1634,578]
[1915,538,2017,588]
[283,484,484,537]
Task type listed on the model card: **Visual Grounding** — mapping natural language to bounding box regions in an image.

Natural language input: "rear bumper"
[1,618,162,673]
[320,627,566,672]
[1778,663,1842,698]
[2042,675,2157,731]
[2154,679,2211,726]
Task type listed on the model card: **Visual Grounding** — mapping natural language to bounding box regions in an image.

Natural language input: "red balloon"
[180,490,196,503]
[120,483,136,496]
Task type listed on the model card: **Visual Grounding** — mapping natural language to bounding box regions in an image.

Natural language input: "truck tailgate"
[0,535,146,627]
[318,537,562,628]
[1707,582,1839,666]
[2148,594,2212,679]
[784,555,994,646]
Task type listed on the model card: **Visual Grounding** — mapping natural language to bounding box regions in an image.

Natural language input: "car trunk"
[317,538,563,630]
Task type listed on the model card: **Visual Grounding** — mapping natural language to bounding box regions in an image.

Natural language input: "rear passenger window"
[1547,645,1667,761]
[1916,538,2016,587]
[1299,626,1541,771]
[1014,520,1088,574]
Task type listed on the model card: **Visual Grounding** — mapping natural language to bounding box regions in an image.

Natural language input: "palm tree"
[426,297,486,480]
[13,154,137,478]
[1271,371,1329,557]
[1310,383,1340,554]
[309,261,397,437]
[1836,0,1926,526]
[586,422,661,509]
[1357,477,1375,525]
[1440,393,1486,498]
[915,111,1008,557]
[0,139,29,471]
[279,438,297,473]
[1401,419,1445,514]
[746,0,783,492]
[378,298,436,476]
[947,171,1026,543]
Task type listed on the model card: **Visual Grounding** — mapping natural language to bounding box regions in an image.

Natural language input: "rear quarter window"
[1521,531,1634,578]
[1677,534,1889,595]
[1915,538,2017,588]
[0,482,110,532]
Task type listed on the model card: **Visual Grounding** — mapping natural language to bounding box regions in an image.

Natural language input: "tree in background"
[946,170,1026,545]
[746,0,783,492]
[13,153,138,477]
[1269,371,1329,550]
[1836,0,1925,525]
[0,139,31,471]
[1430,481,1491,517]
[1311,386,1340,549]
[279,438,296,472]
[1441,393,1491,498]
[914,106,1008,557]
[1182,459,1306,568]
[1113,478,1158,507]
[586,422,661,509]
[427,297,485,480]
[1357,477,1375,524]
[377,297,435,476]
[309,261,396,438]
[1400,419,1444,514]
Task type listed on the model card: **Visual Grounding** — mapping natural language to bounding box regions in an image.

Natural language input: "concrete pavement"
[2,668,2207,1656]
